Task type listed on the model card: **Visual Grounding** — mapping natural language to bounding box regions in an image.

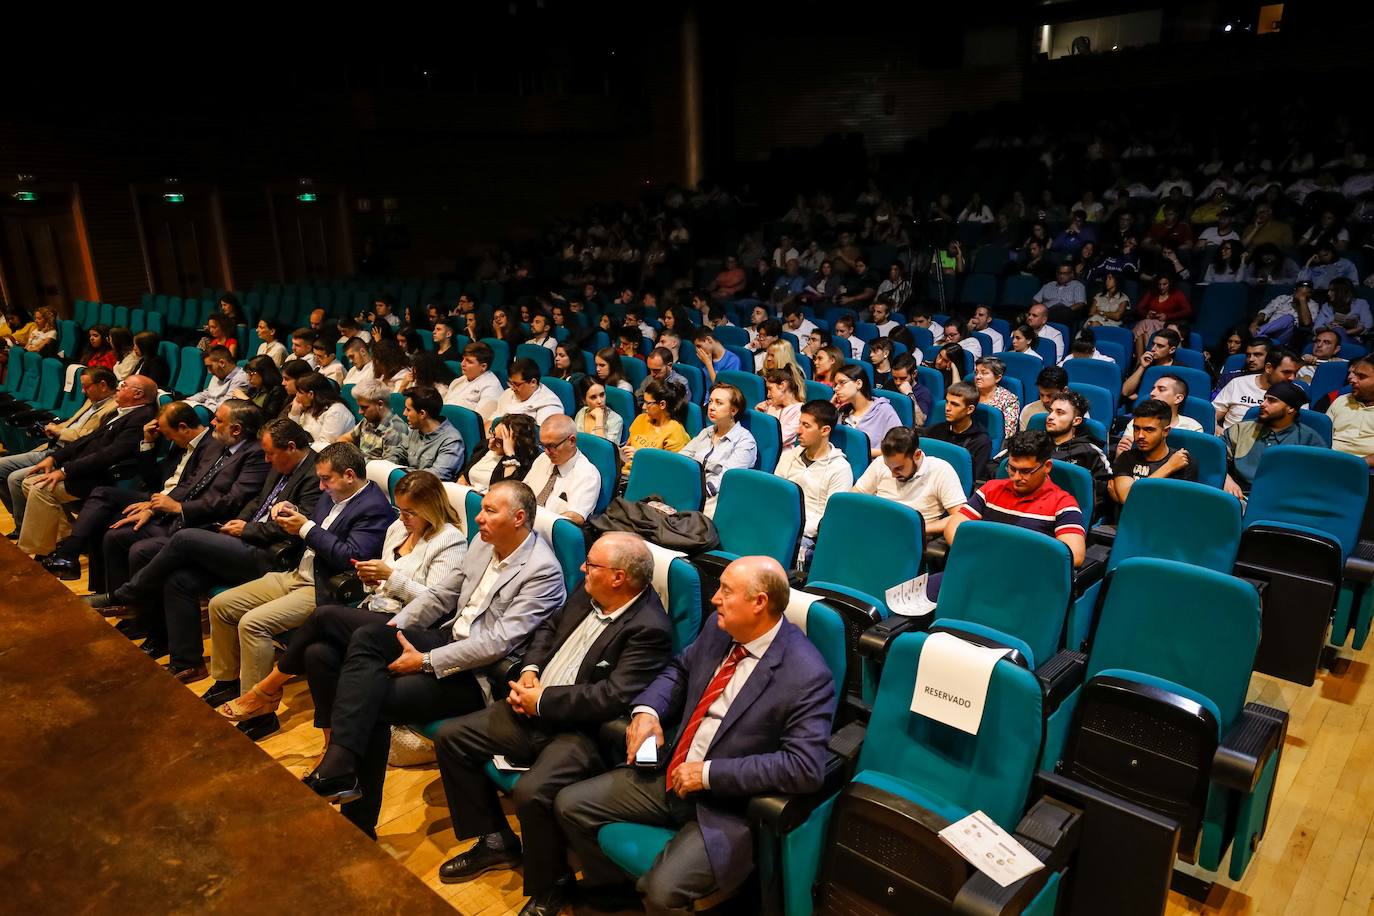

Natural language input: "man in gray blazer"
[305,478,567,836]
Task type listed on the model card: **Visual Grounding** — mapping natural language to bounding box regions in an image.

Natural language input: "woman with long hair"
[573,374,624,443]
[201,314,238,357]
[594,346,634,391]
[811,344,846,386]
[762,339,807,394]
[460,413,539,491]
[1203,240,1245,283]
[756,367,804,448]
[280,359,314,416]
[490,306,524,345]
[551,343,588,381]
[236,354,287,417]
[410,352,457,397]
[215,470,467,733]
[109,326,137,379]
[832,364,901,457]
[371,339,413,393]
[129,331,171,389]
[289,372,356,444]
[621,378,689,478]
[680,383,758,512]
[82,324,115,369]
[1010,324,1042,360]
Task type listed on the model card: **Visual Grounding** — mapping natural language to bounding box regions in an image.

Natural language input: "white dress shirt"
[451,547,511,639]
[532,588,646,693]
[297,482,369,582]
[634,617,782,789]
[852,453,967,525]
[149,428,210,495]
[523,449,602,520]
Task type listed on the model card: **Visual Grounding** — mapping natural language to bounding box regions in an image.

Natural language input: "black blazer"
[135,431,221,500]
[176,439,270,528]
[49,404,157,497]
[131,356,171,390]
[239,456,323,549]
[521,585,674,725]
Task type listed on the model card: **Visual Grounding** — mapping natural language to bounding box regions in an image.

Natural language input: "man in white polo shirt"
[1213,347,1302,430]
[852,427,966,536]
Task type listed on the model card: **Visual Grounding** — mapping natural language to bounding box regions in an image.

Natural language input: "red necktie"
[666,643,748,789]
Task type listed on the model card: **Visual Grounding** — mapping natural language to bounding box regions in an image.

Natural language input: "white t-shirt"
[1213,374,1267,429]
[445,371,505,422]
[852,454,966,526]
[1197,227,1240,247]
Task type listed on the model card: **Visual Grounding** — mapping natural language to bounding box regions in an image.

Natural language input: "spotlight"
[1224,23,1233,32]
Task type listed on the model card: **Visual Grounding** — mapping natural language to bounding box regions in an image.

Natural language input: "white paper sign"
[492,755,530,773]
[910,632,1011,735]
[785,587,825,634]
[886,573,936,618]
[643,541,687,612]
[938,810,1043,888]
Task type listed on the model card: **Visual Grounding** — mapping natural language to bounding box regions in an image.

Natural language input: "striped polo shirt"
[958,478,1086,540]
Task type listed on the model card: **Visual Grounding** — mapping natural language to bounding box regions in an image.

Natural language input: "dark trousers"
[129,528,271,670]
[436,702,603,896]
[324,622,486,834]
[279,603,387,727]
[101,519,174,596]
[53,486,149,585]
[554,767,717,916]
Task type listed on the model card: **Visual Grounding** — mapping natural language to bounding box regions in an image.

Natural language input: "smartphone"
[633,738,659,770]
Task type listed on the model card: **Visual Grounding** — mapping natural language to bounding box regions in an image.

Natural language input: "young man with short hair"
[1223,381,1324,497]
[884,353,934,427]
[526,310,557,352]
[496,358,565,426]
[444,341,505,424]
[290,328,319,368]
[1019,365,1069,429]
[968,305,1004,351]
[1110,399,1198,510]
[390,386,465,481]
[692,327,740,383]
[343,337,373,387]
[1117,373,1203,455]
[311,339,345,386]
[1044,390,1113,507]
[852,427,966,533]
[750,319,782,371]
[1121,328,1179,400]
[773,400,854,568]
[925,381,993,479]
[1213,347,1302,430]
[432,319,459,359]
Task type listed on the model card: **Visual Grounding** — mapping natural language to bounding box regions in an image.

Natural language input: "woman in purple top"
[832,364,902,457]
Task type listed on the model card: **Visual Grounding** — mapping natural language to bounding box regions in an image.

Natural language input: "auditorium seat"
[919,438,973,496]
[440,404,483,464]
[623,448,705,513]
[739,409,781,473]
[716,369,764,406]
[603,387,635,444]
[515,344,552,375]
[574,432,618,517]
[540,376,576,415]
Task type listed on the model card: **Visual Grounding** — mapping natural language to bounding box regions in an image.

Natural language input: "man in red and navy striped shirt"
[944,429,1087,568]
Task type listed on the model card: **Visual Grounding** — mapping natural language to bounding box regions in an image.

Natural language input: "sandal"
[216,684,283,722]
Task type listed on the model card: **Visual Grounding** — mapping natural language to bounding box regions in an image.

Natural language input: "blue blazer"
[634,613,834,894]
[301,480,396,603]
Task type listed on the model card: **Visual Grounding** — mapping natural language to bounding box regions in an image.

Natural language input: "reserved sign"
[911,632,1011,735]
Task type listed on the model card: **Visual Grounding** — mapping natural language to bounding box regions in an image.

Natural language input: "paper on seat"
[785,587,825,634]
[911,631,1011,735]
[644,541,687,612]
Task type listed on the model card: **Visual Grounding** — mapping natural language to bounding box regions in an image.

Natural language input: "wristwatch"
[421,652,434,675]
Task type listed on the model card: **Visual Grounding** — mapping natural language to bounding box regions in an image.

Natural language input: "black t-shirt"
[927,422,993,480]
[1112,446,1198,483]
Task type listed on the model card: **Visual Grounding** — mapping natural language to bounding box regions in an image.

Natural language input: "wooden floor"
[9,505,1374,915]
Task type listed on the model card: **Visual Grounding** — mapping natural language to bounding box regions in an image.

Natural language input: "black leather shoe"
[114,619,147,640]
[306,771,363,805]
[165,661,209,684]
[236,712,280,741]
[438,839,523,884]
[139,639,169,659]
[519,883,570,916]
[202,680,240,706]
[42,556,81,580]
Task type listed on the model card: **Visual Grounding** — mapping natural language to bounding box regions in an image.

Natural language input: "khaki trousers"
[208,570,316,687]
[16,476,76,555]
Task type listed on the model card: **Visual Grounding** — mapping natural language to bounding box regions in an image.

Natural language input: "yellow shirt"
[622,415,689,475]
[1328,394,1374,458]
[2,320,35,346]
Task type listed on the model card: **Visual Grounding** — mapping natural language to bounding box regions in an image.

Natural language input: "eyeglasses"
[1006,461,1048,478]
[541,435,574,453]
[583,560,623,573]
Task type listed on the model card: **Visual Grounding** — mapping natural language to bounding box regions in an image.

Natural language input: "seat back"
[1180,396,1217,434]
[860,631,1043,831]
[805,380,834,402]
[712,469,803,568]
[575,433,617,515]
[937,522,1072,668]
[1167,429,1226,490]
[920,438,973,496]
[440,404,483,464]
[550,517,586,594]
[829,424,872,481]
[1244,445,1367,560]
[994,351,1044,400]
[676,363,706,404]
[1088,557,1260,732]
[1112,479,1241,575]
[786,595,848,714]
[740,408,781,473]
[1064,358,1124,407]
[873,388,914,427]
[716,369,765,406]
[1142,365,1212,408]
[917,365,945,402]
[515,344,552,375]
[603,386,635,443]
[1309,360,1350,406]
[540,376,576,415]
[173,346,205,395]
[12,351,41,402]
[624,448,705,512]
[32,358,64,410]
[809,493,924,614]
[1239,405,1333,448]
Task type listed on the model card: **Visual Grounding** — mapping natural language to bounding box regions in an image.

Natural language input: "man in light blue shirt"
[1033,264,1087,326]
[1298,241,1360,291]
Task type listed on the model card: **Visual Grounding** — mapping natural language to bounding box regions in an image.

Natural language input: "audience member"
[343,337,373,387]
[1043,390,1113,507]
[236,355,288,418]
[340,377,409,460]
[1223,381,1324,497]
[973,356,1020,443]
[926,381,993,478]
[1325,356,1374,467]
[681,383,758,513]
[1025,304,1065,362]
[882,353,933,427]
[621,379,690,479]
[1111,399,1198,510]
[852,427,966,531]
[390,386,464,481]
[1019,365,1068,429]
[311,338,346,386]
[1214,347,1301,430]
[1118,373,1204,454]
[756,368,803,448]
[290,328,319,368]
[525,414,603,525]
[773,400,854,567]
[290,372,357,447]
[692,327,740,384]
[184,346,249,411]
[573,375,624,444]
[1033,264,1088,325]
[1122,328,1181,400]
[832,363,901,458]
[461,414,539,491]
[444,341,505,423]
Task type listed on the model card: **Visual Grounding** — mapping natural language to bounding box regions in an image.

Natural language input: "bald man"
[522,414,603,525]
[17,374,159,557]
[433,532,673,916]
[557,555,835,915]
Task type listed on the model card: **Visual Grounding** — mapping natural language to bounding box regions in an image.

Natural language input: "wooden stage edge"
[0,540,455,915]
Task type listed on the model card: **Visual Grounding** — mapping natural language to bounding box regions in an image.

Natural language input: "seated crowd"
[4,111,1374,916]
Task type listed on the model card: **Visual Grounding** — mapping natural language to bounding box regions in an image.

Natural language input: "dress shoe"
[519,883,570,916]
[114,619,148,640]
[5,530,18,540]
[139,639,169,659]
[305,771,362,805]
[41,556,81,580]
[202,680,240,707]
[236,712,280,741]
[438,839,523,884]
[165,661,208,684]
[87,591,137,617]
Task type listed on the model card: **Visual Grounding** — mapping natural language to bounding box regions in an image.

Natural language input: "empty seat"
[623,448,705,513]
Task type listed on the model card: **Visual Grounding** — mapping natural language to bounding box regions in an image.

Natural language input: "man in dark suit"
[15,374,158,557]
[40,400,221,585]
[555,555,835,915]
[90,418,320,685]
[434,532,673,916]
[303,480,566,837]
[207,442,395,740]
[97,399,268,598]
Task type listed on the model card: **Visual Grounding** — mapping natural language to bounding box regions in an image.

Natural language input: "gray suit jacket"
[389,530,565,679]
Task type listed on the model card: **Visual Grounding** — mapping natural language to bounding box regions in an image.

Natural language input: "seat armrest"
[1083,542,1111,567]
[924,536,951,569]
[1213,703,1288,793]
[108,458,140,481]
[1345,540,1374,584]
[598,715,631,761]
[950,796,1083,915]
[828,720,866,772]
[1035,650,1087,716]
[1088,523,1117,550]
[858,613,931,662]
[1070,554,1107,600]
[747,750,850,834]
